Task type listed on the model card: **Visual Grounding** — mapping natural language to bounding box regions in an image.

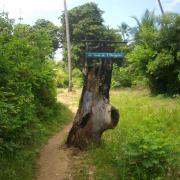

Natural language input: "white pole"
[64,0,72,91]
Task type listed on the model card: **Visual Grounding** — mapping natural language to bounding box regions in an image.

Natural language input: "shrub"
[0,13,58,153]
[55,62,83,88]
[72,68,83,88]
[126,13,180,95]
[55,68,69,88]
[112,65,132,88]
[120,128,177,179]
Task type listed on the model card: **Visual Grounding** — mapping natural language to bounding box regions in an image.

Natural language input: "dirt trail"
[36,89,80,180]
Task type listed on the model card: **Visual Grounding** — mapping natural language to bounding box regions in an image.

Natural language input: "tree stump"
[66,59,119,149]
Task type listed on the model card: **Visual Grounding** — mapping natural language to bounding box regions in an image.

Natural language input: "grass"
[0,102,73,180]
[75,89,180,180]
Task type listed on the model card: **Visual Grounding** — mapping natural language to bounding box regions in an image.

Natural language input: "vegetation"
[115,11,180,95]
[0,103,73,180]
[55,61,83,88]
[0,1,180,180]
[60,4,180,95]
[75,89,180,179]
[0,13,73,179]
[60,2,122,69]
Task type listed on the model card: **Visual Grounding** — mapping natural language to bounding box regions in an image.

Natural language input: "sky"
[1,0,180,59]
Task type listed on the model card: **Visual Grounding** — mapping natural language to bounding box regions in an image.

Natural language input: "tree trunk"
[66,59,119,149]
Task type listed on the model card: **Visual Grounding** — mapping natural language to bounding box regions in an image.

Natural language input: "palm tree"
[132,9,156,30]
[131,10,157,43]
[118,22,130,41]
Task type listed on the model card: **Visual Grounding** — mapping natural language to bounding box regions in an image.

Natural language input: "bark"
[66,59,119,149]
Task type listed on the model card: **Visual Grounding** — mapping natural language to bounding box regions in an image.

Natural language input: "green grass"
[82,89,180,180]
[0,103,73,180]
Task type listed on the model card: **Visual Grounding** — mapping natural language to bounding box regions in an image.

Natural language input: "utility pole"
[64,0,72,92]
[157,0,164,15]
[18,8,23,23]
[2,4,5,16]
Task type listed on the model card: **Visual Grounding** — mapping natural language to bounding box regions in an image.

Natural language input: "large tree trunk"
[66,59,119,149]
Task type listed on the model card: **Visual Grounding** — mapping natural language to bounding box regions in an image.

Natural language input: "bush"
[112,65,132,88]
[126,13,180,95]
[55,68,69,88]
[0,13,58,153]
[120,127,177,179]
[55,61,83,88]
[72,68,83,88]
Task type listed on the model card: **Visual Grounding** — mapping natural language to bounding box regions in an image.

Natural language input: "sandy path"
[36,89,80,180]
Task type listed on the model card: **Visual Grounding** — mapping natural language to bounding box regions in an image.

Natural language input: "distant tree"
[118,22,130,41]
[59,2,122,69]
[131,10,157,44]
[34,19,61,52]
[127,12,180,94]
[132,10,157,30]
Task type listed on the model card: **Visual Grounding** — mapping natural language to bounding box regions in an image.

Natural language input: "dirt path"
[36,89,81,180]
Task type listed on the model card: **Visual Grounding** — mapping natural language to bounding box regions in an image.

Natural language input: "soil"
[36,89,81,180]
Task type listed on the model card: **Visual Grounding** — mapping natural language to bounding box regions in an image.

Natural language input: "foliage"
[120,125,177,179]
[55,68,69,88]
[33,19,61,52]
[0,103,73,180]
[0,12,74,180]
[118,22,131,41]
[111,64,132,88]
[125,12,180,95]
[55,61,83,88]
[60,2,123,69]
[0,13,57,152]
[72,68,83,88]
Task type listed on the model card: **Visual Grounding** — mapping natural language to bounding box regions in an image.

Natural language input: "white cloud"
[162,0,180,11]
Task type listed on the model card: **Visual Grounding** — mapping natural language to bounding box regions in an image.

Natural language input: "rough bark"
[66,59,119,149]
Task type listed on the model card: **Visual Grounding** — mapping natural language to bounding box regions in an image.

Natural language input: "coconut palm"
[132,9,157,30]
[131,10,157,44]
[118,22,130,41]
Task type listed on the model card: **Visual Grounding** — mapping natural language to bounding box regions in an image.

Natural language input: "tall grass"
[87,89,180,179]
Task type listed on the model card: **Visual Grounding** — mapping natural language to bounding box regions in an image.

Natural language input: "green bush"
[55,67,69,88]
[0,13,58,153]
[55,62,83,88]
[126,13,180,95]
[120,127,177,179]
[112,65,132,88]
[72,68,83,88]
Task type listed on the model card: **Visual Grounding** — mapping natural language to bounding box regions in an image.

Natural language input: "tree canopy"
[127,12,180,94]
[60,2,123,68]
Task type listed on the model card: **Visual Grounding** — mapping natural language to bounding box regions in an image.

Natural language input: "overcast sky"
[1,0,180,59]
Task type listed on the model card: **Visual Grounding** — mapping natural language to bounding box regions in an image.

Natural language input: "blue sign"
[86,52,124,59]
